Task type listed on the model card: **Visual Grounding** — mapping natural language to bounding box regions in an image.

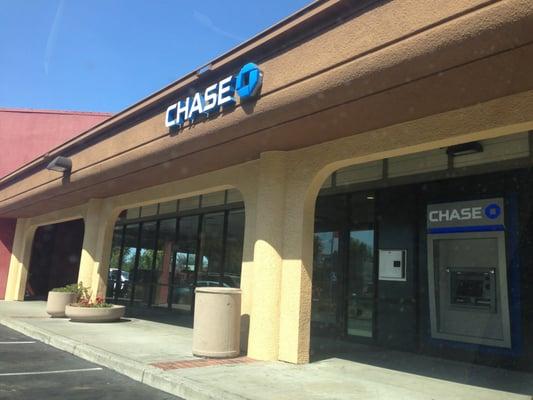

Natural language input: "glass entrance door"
[312,228,376,339]
[312,192,377,341]
[312,231,343,335]
[170,215,199,312]
[346,229,375,338]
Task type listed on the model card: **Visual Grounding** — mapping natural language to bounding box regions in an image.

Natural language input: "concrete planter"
[65,304,125,323]
[46,291,77,318]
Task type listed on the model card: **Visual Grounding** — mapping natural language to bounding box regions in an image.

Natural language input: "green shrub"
[52,282,113,307]
[51,283,79,293]
[51,282,89,302]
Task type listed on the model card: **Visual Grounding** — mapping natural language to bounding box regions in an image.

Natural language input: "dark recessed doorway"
[25,219,85,299]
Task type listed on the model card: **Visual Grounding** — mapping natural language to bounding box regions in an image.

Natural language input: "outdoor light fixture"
[446,142,483,157]
[195,63,212,76]
[46,156,72,173]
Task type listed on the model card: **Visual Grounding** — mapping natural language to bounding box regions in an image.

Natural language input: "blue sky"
[0,0,311,113]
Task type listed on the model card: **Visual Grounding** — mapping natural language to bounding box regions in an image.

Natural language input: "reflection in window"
[132,221,157,306]
[107,225,124,299]
[117,223,140,301]
[347,230,374,338]
[106,200,245,312]
[224,210,245,287]
[197,212,224,287]
[171,216,199,312]
[152,219,176,308]
[312,231,340,330]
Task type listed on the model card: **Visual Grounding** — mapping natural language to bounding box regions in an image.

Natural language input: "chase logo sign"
[484,203,502,220]
[427,198,504,231]
[165,62,263,129]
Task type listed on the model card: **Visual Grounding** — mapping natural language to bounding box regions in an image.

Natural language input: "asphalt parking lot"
[0,324,180,400]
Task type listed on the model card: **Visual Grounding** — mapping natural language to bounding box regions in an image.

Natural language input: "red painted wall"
[0,108,110,298]
[0,219,16,299]
[0,108,111,179]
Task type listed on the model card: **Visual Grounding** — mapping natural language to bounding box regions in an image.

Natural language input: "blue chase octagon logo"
[484,203,501,220]
[236,63,263,100]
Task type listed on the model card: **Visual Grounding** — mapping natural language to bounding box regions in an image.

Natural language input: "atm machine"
[427,198,512,348]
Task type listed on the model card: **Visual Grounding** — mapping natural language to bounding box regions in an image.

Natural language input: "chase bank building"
[2,0,533,371]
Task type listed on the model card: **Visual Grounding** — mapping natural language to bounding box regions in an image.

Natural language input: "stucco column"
[247,152,287,361]
[4,219,35,301]
[237,184,258,352]
[78,199,117,299]
[0,218,17,300]
[277,181,317,363]
[275,153,325,364]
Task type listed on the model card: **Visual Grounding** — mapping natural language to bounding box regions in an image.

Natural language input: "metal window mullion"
[341,193,352,336]
[147,220,161,307]
[130,222,143,305]
[168,217,180,309]
[220,210,230,286]
[115,202,245,227]
[114,224,127,301]
[192,214,204,314]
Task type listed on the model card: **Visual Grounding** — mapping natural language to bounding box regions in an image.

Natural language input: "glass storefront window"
[117,223,140,302]
[312,231,341,334]
[158,200,177,215]
[197,212,225,286]
[315,195,348,229]
[106,194,245,312]
[347,229,374,338]
[151,218,176,308]
[132,221,157,306]
[172,215,199,312]
[226,189,243,204]
[131,284,150,306]
[179,196,200,211]
[126,207,140,220]
[106,225,124,299]
[224,209,245,287]
[140,203,158,218]
[201,191,225,208]
[350,192,374,226]
[136,222,157,283]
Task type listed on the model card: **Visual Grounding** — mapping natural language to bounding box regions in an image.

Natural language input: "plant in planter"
[47,283,85,318]
[65,286,125,323]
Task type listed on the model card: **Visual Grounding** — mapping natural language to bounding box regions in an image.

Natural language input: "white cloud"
[192,10,244,42]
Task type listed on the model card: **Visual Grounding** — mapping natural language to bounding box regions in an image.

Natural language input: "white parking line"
[0,341,36,344]
[0,367,103,377]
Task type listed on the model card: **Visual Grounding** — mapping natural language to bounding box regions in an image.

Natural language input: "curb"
[0,316,248,400]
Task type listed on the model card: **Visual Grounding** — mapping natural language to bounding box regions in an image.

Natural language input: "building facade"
[2,0,533,368]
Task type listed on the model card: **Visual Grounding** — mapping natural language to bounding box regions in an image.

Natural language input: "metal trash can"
[192,287,241,358]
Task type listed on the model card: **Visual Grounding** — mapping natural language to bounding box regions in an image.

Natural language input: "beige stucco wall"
[5,88,533,364]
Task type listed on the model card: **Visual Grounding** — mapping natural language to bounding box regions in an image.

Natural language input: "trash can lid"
[195,287,242,294]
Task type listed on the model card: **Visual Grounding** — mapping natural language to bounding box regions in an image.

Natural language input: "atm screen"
[456,279,483,298]
[449,267,496,311]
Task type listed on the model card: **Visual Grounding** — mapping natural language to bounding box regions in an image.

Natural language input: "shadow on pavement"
[310,337,533,397]
[123,305,193,329]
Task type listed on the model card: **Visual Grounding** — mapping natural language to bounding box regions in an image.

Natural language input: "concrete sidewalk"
[1,301,531,400]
